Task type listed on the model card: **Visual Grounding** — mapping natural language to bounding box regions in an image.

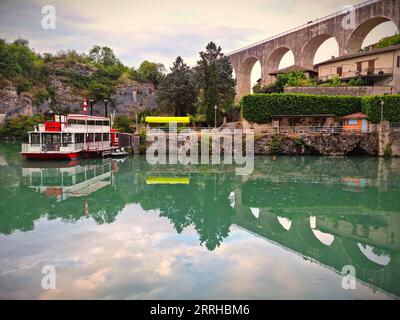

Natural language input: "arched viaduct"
[228,0,400,99]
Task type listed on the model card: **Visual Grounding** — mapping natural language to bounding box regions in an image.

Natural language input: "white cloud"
[0,0,398,69]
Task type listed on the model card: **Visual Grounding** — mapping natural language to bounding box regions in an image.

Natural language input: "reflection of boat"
[21,113,119,160]
[111,147,129,157]
[22,159,117,201]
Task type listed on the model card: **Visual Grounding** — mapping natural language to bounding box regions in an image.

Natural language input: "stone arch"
[300,34,340,69]
[264,47,297,85]
[237,56,261,97]
[346,16,399,54]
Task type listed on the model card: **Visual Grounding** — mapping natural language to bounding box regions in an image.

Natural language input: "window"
[31,133,40,145]
[43,133,61,144]
[95,120,103,126]
[397,56,400,68]
[68,119,85,125]
[357,62,362,73]
[348,119,358,125]
[62,133,72,144]
[87,120,95,126]
[103,133,110,141]
[86,133,94,142]
[337,67,343,77]
[95,133,102,141]
[368,60,375,74]
[75,133,84,143]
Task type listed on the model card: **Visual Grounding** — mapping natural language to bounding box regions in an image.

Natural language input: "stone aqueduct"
[227,0,400,99]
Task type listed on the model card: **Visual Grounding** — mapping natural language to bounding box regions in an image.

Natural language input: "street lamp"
[89,98,94,116]
[104,99,109,117]
[214,105,218,128]
[380,100,384,123]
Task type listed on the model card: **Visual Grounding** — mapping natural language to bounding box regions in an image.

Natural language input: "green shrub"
[16,78,32,94]
[114,115,134,133]
[348,77,365,86]
[0,114,44,140]
[33,88,50,106]
[270,134,283,155]
[361,95,400,123]
[384,144,392,158]
[242,93,361,123]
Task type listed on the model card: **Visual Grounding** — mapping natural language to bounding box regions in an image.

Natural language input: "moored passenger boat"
[21,113,119,160]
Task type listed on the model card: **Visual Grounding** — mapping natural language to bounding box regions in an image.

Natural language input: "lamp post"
[380,100,384,123]
[89,98,94,116]
[104,99,109,117]
[214,105,218,128]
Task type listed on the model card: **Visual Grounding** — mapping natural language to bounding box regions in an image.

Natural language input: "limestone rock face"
[48,76,82,113]
[0,81,34,118]
[0,78,158,120]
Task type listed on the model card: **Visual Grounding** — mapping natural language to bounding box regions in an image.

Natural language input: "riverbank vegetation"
[0,38,165,107]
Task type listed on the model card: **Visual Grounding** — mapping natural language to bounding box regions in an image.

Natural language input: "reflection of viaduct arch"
[228,0,400,99]
[232,192,400,297]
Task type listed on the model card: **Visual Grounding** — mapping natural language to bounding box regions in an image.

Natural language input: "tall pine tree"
[156,56,196,116]
[194,42,236,126]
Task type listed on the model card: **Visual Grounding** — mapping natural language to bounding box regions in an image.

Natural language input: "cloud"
[0,0,379,69]
[0,205,392,300]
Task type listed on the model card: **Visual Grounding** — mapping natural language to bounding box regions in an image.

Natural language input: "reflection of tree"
[137,174,236,251]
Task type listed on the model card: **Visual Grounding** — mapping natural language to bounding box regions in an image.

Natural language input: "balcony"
[319,68,393,82]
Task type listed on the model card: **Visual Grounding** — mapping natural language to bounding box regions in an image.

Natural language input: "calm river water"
[0,142,399,299]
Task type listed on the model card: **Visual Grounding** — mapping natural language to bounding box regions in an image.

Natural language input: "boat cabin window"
[348,119,358,125]
[103,133,110,141]
[87,120,95,126]
[75,133,84,143]
[86,133,94,142]
[62,133,72,144]
[68,119,85,125]
[31,133,40,144]
[43,133,61,144]
[95,133,102,141]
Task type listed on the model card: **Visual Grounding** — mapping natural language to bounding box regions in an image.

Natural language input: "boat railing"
[22,143,83,153]
[84,141,112,151]
[258,126,371,134]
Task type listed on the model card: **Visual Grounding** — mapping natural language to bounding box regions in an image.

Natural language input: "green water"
[0,142,399,299]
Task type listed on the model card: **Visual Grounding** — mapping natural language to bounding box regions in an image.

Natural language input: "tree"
[156,56,196,116]
[193,42,236,126]
[89,46,119,67]
[89,81,112,101]
[136,60,165,86]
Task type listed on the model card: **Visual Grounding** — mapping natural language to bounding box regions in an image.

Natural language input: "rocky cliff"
[0,59,157,122]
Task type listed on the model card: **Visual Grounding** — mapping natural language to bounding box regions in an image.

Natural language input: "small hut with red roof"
[341,112,369,133]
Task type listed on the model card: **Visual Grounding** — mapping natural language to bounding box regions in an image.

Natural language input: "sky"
[0,0,398,82]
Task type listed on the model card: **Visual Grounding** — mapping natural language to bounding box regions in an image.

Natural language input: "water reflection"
[0,142,399,299]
